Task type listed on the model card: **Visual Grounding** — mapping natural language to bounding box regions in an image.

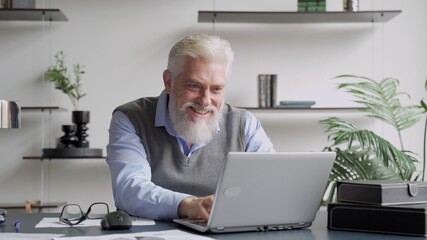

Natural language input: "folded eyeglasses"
[59,202,110,226]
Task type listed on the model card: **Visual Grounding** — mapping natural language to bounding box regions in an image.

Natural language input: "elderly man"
[106,33,274,221]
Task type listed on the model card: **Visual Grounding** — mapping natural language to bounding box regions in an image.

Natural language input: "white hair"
[167,33,234,79]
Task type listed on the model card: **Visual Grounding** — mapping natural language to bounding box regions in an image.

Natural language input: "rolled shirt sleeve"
[244,110,275,152]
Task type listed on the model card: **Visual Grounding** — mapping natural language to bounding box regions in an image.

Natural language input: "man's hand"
[177,195,214,221]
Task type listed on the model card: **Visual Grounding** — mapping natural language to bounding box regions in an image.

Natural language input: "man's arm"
[106,111,191,220]
[243,110,275,152]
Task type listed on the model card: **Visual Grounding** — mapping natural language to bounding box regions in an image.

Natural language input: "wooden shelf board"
[198,10,401,23]
[23,156,106,160]
[0,8,68,21]
[241,107,366,110]
[21,106,67,112]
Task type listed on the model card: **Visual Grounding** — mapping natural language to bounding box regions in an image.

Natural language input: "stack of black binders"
[328,180,427,237]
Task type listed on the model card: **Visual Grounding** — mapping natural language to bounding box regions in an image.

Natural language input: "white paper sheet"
[0,233,63,240]
[35,217,155,228]
[52,229,214,240]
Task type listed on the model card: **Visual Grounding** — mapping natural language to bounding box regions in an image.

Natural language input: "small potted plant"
[45,51,90,148]
[45,51,86,111]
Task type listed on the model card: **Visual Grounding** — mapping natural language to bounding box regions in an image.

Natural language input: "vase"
[59,124,78,148]
[72,110,90,148]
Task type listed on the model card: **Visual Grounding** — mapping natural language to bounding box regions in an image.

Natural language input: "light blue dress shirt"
[106,91,274,220]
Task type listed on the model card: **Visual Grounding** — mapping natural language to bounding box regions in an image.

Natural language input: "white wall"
[0,0,426,211]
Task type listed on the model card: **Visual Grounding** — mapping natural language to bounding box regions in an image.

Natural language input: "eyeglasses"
[59,202,110,226]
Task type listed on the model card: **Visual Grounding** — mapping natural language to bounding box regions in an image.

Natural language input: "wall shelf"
[241,107,365,111]
[0,8,68,21]
[198,10,401,23]
[2,6,68,208]
[23,156,106,160]
[21,106,67,112]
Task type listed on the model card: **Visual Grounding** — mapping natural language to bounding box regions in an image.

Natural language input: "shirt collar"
[155,90,179,138]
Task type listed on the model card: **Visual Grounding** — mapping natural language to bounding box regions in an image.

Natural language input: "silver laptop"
[173,151,336,233]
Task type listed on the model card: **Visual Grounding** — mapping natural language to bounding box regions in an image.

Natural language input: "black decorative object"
[59,125,78,148]
[41,110,103,158]
[0,208,6,224]
[72,110,90,148]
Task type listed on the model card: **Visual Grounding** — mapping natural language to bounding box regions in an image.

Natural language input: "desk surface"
[0,211,421,239]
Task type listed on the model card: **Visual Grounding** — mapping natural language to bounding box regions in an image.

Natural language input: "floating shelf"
[198,10,401,23]
[0,8,68,21]
[23,156,106,160]
[21,106,67,112]
[23,148,105,160]
[242,107,365,111]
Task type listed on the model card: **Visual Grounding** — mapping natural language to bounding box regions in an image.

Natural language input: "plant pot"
[72,110,90,124]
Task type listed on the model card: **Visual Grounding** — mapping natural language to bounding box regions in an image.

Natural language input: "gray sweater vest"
[115,96,246,196]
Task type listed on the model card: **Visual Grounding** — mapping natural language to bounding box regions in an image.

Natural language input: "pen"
[14,220,21,232]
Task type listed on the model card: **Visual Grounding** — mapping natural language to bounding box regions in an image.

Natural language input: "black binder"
[336,180,427,205]
[328,202,427,237]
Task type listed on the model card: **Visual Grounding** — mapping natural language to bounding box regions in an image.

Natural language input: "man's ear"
[163,70,172,94]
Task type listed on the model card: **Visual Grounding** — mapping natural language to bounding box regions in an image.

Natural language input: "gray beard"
[168,94,222,145]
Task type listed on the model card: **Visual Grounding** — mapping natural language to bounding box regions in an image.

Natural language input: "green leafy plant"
[321,75,426,202]
[45,51,86,110]
[422,79,427,111]
[421,79,427,177]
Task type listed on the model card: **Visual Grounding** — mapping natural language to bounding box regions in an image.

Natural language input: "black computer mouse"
[101,211,132,230]
[0,209,6,224]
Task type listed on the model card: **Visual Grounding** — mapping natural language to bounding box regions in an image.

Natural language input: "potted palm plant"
[320,75,426,202]
[45,51,90,148]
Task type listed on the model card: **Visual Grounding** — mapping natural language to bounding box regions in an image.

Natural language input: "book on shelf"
[298,0,326,12]
[277,100,316,108]
[258,74,277,108]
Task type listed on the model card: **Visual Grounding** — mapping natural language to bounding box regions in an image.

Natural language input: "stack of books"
[258,74,277,108]
[328,180,427,237]
[298,0,326,12]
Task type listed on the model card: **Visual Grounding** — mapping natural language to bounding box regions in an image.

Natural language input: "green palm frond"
[323,148,402,203]
[334,75,424,133]
[422,99,427,111]
[321,75,426,202]
[329,148,401,181]
[320,117,417,180]
[422,78,427,111]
